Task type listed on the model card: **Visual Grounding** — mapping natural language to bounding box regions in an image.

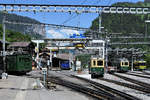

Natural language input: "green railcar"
[116,58,129,72]
[6,53,32,74]
[90,57,104,78]
[133,60,146,70]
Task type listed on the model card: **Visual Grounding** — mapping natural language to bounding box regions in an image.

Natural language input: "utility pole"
[105,41,108,73]
[145,20,150,38]
[2,16,6,73]
[105,29,108,73]
[99,13,102,33]
[50,49,52,70]
[69,50,72,70]
[35,41,39,69]
[131,50,134,71]
[99,12,103,58]
[145,22,147,38]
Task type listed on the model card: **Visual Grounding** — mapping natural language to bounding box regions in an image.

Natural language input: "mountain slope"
[0,24,31,42]
[0,12,45,38]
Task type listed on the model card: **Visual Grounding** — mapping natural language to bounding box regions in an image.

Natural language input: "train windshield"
[97,60,103,66]
[125,62,129,65]
[93,60,96,66]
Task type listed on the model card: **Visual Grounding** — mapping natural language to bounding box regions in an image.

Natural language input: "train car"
[6,53,32,74]
[90,57,104,78]
[74,43,85,49]
[60,60,70,70]
[116,58,129,72]
[133,60,146,70]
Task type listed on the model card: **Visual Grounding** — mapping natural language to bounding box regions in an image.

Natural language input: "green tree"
[0,24,31,42]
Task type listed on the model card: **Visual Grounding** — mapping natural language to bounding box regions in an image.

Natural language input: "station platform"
[0,72,89,100]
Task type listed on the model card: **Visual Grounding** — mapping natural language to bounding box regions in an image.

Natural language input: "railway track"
[47,71,140,100]
[47,77,120,100]
[132,71,150,75]
[112,73,150,89]
[131,71,150,76]
[143,71,150,75]
[99,77,150,93]
[125,73,150,79]
[72,75,140,100]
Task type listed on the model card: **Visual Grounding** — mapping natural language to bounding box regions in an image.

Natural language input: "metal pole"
[99,13,102,33]
[131,50,134,71]
[35,41,39,69]
[2,16,6,73]
[50,49,52,69]
[102,41,105,59]
[43,72,46,86]
[145,23,147,37]
[69,50,71,70]
[36,41,39,60]
[105,40,108,73]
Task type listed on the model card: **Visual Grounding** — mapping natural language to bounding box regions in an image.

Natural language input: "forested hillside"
[145,0,150,3]
[90,2,150,34]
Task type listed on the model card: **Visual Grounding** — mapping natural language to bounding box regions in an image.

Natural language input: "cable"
[80,0,88,4]
[93,0,102,5]
[61,14,78,25]
[107,0,112,6]
[61,0,88,25]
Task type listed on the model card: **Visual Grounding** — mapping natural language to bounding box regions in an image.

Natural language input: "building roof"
[56,53,74,60]
[8,42,31,47]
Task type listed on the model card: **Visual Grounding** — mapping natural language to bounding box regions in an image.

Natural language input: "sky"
[0,0,144,38]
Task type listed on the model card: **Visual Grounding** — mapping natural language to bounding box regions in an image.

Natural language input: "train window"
[24,58,30,62]
[125,62,128,65]
[139,63,146,66]
[19,58,22,62]
[97,60,103,66]
[93,60,96,66]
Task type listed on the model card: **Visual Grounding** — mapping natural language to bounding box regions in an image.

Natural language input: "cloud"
[47,29,64,38]
[46,29,81,38]
[60,29,79,36]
